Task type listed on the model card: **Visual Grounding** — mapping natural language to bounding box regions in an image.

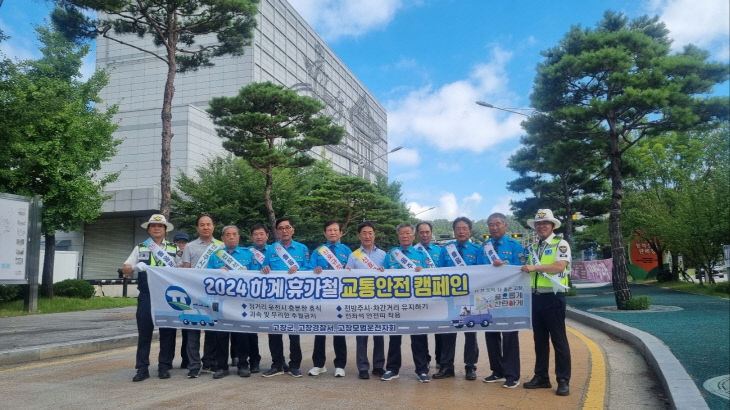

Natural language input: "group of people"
[122,208,572,396]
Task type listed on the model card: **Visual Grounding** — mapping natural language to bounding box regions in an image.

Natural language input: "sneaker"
[524,375,552,389]
[334,368,345,377]
[212,369,229,379]
[158,369,171,379]
[132,370,150,382]
[381,370,399,381]
[372,368,385,377]
[288,368,303,377]
[308,366,327,376]
[250,362,260,374]
[483,374,506,383]
[418,373,430,383]
[237,366,251,377]
[262,367,284,378]
[187,369,200,379]
[358,370,370,379]
[503,379,520,388]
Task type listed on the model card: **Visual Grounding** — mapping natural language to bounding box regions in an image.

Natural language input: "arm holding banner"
[520,260,568,274]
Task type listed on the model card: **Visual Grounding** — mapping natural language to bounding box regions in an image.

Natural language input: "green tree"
[0,27,119,297]
[52,0,259,218]
[208,81,344,230]
[529,11,728,306]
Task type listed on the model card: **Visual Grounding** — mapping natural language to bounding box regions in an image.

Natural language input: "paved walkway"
[569,282,730,409]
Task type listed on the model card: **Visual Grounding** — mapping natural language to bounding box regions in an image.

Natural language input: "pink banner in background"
[570,259,613,282]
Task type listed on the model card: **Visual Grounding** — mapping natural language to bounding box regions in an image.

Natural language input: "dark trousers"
[185,329,202,372]
[135,288,175,371]
[439,332,479,370]
[434,333,443,365]
[214,331,230,371]
[268,334,301,370]
[231,332,260,368]
[385,335,429,374]
[312,335,347,368]
[356,335,384,371]
[532,292,571,381]
[180,329,189,367]
[202,331,216,368]
[485,331,520,380]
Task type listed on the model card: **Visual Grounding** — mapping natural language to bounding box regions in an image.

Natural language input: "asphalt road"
[0,319,668,409]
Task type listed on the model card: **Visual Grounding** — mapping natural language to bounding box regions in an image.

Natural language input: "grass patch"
[619,295,651,310]
[0,296,137,317]
[650,281,730,299]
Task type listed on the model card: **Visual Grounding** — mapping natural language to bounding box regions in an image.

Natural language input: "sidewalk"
[568,282,730,409]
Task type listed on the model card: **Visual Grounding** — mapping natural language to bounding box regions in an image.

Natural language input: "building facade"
[73,0,388,279]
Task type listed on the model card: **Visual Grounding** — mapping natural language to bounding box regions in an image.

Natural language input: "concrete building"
[68,0,388,279]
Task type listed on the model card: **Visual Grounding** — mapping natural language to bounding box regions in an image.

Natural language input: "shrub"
[619,295,651,310]
[0,284,22,301]
[53,279,96,299]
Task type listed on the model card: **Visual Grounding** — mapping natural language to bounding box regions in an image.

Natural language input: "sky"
[1,0,728,221]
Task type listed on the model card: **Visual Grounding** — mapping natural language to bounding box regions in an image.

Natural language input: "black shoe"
[238,366,251,377]
[556,379,570,396]
[372,368,385,377]
[132,370,149,382]
[213,369,230,379]
[187,369,200,379]
[432,368,455,379]
[359,370,370,379]
[231,357,240,367]
[524,375,552,389]
[158,369,171,379]
[250,362,260,374]
[465,368,477,381]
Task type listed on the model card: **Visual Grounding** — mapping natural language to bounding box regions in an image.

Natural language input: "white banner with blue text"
[147,265,532,335]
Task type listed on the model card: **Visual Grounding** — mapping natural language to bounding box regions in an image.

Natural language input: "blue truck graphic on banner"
[165,286,222,327]
[452,296,493,328]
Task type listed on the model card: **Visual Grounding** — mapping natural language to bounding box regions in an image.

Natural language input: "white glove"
[134,262,148,272]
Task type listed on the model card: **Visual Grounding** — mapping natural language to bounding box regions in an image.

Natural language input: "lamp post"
[411,206,435,218]
[357,145,403,179]
[475,101,536,117]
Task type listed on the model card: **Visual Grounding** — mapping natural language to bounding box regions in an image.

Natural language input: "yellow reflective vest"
[528,238,570,292]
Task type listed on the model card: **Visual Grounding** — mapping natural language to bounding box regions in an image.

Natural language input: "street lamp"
[411,206,435,217]
[357,145,403,178]
[475,101,536,117]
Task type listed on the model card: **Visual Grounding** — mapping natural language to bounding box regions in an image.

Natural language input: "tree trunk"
[264,165,276,232]
[562,176,573,245]
[670,253,679,281]
[42,233,55,298]
[159,38,177,218]
[608,133,632,308]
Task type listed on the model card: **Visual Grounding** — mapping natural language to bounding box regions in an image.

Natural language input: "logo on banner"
[165,286,192,310]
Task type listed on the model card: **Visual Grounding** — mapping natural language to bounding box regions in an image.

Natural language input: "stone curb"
[0,332,152,367]
[567,306,708,410]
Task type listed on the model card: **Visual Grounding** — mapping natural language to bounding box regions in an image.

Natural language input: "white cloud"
[389,147,420,166]
[289,0,405,41]
[436,162,461,172]
[408,191,483,220]
[646,0,730,59]
[386,46,525,153]
[487,195,515,217]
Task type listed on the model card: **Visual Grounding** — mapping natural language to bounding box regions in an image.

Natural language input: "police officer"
[260,217,310,378]
[308,221,352,378]
[206,225,255,379]
[434,217,485,381]
[482,213,524,388]
[521,209,571,396]
[122,214,178,382]
[381,223,430,383]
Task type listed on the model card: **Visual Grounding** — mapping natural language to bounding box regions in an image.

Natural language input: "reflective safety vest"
[136,241,177,293]
[528,238,570,291]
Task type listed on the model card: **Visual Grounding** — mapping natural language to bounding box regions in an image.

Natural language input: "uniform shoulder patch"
[558,245,568,253]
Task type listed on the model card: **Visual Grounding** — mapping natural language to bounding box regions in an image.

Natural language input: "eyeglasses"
[277,225,293,231]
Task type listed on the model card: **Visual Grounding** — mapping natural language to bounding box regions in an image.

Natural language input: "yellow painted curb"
[567,326,606,410]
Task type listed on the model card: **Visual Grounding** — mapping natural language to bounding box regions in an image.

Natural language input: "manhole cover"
[704,375,729,400]
[588,305,684,313]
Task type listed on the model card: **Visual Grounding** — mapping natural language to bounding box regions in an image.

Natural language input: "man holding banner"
[180,214,223,378]
[520,209,571,396]
[482,213,524,388]
[434,217,485,381]
[382,223,430,383]
[309,221,352,378]
[244,223,271,374]
[207,225,255,379]
[345,221,387,380]
[122,214,178,382]
[260,217,311,378]
[414,222,441,371]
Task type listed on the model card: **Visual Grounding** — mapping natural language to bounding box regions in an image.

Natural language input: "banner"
[570,258,613,282]
[147,265,532,335]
